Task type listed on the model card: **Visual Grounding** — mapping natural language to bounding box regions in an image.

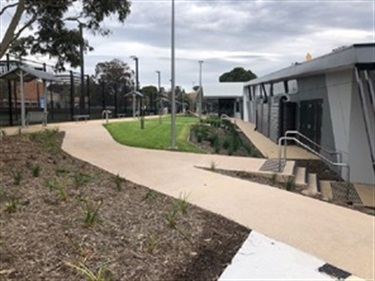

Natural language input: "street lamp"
[155,70,162,124]
[170,0,177,149]
[198,60,204,120]
[130,55,144,129]
[79,22,85,114]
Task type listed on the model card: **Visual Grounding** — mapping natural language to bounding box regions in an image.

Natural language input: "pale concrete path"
[56,121,374,280]
[235,119,319,159]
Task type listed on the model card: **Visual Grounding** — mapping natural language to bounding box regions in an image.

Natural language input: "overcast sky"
[1,0,374,91]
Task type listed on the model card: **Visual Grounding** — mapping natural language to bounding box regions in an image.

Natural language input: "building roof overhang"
[244,43,375,86]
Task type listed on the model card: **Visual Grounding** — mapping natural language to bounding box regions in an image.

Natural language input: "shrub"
[207,134,218,147]
[214,139,221,153]
[222,138,230,150]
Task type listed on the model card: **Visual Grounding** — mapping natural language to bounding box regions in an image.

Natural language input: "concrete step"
[294,167,307,187]
[302,173,318,196]
[319,180,333,201]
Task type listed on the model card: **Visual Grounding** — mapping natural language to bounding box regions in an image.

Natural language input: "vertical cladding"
[261,102,269,137]
[290,74,336,160]
[270,97,280,143]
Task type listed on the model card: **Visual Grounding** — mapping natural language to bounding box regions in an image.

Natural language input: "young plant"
[165,207,179,229]
[82,199,102,227]
[145,232,158,254]
[0,128,5,140]
[12,170,23,185]
[114,174,122,191]
[64,261,111,281]
[74,172,91,188]
[31,164,41,177]
[5,198,18,213]
[45,178,68,200]
[142,190,157,202]
[65,234,95,263]
[55,166,69,176]
[271,173,278,185]
[285,176,295,191]
[175,193,190,215]
[209,160,217,171]
[42,129,60,154]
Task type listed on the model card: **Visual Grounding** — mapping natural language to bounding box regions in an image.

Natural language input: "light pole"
[156,70,162,124]
[130,55,144,129]
[170,0,177,149]
[198,60,203,120]
[79,22,85,115]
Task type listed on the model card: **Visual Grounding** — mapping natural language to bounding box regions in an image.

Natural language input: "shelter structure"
[0,65,60,127]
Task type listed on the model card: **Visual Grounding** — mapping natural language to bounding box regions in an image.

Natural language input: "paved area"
[54,120,374,280]
[236,119,319,159]
[2,119,374,280]
[220,231,364,280]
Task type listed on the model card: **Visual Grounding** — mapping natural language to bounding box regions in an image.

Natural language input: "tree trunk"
[0,0,26,59]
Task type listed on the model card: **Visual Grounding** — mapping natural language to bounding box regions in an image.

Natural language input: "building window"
[287,79,298,94]
[273,81,285,95]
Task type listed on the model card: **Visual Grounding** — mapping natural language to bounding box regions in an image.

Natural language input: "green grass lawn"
[104,116,204,153]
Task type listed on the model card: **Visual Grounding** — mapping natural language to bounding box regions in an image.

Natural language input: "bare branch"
[64,13,84,22]
[0,2,19,17]
[8,13,38,47]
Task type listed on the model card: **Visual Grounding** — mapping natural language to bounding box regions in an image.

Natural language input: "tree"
[0,1,131,70]
[141,85,158,113]
[219,67,257,82]
[95,59,133,114]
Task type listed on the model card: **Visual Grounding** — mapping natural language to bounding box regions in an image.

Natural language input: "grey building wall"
[262,102,269,137]
[289,74,336,161]
[347,73,375,184]
[270,97,280,143]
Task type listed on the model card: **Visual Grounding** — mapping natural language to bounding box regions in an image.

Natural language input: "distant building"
[193,82,244,118]
[243,43,375,185]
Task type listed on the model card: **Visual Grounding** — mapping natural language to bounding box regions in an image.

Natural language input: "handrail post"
[278,138,283,172]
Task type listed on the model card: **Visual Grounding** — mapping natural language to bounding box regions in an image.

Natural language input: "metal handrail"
[285,130,343,163]
[278,136,350,185]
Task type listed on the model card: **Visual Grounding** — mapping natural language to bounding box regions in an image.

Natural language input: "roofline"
[244,43,375,86]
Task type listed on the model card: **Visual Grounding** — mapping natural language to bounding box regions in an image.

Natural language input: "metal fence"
[0,58,139,127]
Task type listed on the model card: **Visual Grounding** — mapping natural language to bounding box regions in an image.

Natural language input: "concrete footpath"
[53,121,374,280]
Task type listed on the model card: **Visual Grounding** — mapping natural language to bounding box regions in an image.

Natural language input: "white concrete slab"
[219,231,336,280]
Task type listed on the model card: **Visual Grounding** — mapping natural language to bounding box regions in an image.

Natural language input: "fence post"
[70,71,74,121]
[6,54,13,126]
[86,75,90,116]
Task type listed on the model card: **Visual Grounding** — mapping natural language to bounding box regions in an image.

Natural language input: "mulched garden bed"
[0,130,249,280]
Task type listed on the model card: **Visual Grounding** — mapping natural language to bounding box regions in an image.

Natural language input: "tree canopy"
[0,0,131,70]
[219,67,257,82]
[95,59,133,95]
